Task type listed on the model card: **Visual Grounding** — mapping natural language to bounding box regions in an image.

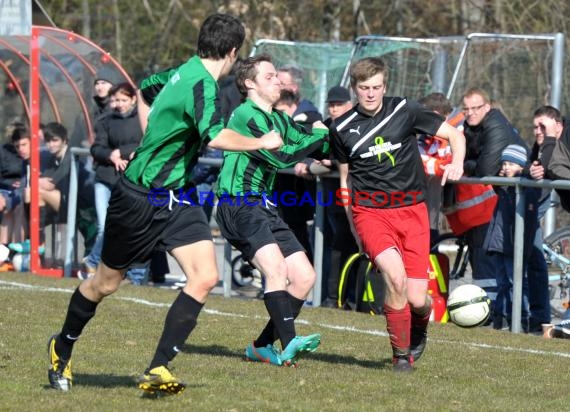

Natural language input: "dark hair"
[350,57,389,88]
[275,89,299,107]
[235,54,272,96]
[533,105,562,122]
[109,82,136,99]
[10,122,30,144]
[419,92,453,117]
[43,122,68,143]
[197,14,245,60]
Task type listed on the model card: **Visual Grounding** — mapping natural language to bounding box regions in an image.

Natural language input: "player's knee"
[409,294,430,311]
[89,277,120,299]
[195,270,219,291]
[264,259,288,280]
[292,269,316,290]
[387,276,407,297]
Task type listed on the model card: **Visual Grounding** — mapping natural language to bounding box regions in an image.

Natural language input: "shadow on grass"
[64,373,135,388]
[309,351,391,369]
[183,343,391,369]
[182,343,245,360]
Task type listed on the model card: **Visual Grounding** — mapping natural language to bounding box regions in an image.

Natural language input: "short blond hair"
[350,57,389,88]
[462,87,490,104]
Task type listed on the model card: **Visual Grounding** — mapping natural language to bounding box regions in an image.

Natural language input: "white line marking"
[3,280,570,359]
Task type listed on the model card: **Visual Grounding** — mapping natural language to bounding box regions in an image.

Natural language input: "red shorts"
[352,202,430,279]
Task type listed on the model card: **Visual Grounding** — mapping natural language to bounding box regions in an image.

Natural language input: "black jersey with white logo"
[331,96,444,208]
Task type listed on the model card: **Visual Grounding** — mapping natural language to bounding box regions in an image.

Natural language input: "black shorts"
[215,198,305,261]
[101,177,212,270]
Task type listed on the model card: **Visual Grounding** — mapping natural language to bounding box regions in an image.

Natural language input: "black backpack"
[337,253,384,315]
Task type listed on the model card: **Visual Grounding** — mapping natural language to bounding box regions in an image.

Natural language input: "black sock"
[260,290,297,350]
[56,288,99,360]
[148,291,203,370]
[254,293,305,348]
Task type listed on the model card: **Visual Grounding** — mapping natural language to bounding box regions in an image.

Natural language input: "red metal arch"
[0,37,60,123]
[38,26,134,89]
[0,58,30,120]
[0,26,136,277]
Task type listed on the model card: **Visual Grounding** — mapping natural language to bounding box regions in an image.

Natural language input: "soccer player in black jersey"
[215,54,329,366]
[46,14,283,395]
[330,57,465,372]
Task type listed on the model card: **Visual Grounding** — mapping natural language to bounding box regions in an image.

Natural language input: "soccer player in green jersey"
[215,54,328,366]
[47,14,282,396]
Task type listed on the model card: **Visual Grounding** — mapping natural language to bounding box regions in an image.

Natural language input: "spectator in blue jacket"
[483,144,538,332]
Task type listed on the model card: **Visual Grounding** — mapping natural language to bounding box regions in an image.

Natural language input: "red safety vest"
[420,111,464,176]
[443,183,497,235]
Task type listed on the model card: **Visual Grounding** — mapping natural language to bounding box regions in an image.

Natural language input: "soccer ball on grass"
[447,284,491,328]
[12,253,30,272]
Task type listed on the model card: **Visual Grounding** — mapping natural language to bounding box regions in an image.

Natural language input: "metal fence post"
[511,181,525,333]
[311,177,325,307]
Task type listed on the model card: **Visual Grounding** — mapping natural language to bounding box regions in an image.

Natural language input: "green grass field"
[1,272,569,411]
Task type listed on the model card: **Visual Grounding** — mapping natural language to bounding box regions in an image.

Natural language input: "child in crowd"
[483,144,539,332]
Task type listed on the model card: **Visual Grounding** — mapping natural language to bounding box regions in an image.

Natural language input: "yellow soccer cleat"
[47,335,72,391]
[138,366,186,395]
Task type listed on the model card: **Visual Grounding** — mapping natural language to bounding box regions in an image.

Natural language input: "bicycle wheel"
[544,227,570,262]
[430,233,470,280]
[543,227,570,318]
[230,254,262,289]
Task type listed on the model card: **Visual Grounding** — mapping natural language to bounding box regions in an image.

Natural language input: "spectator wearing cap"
[325,86,352,126]
[302,85,355,307]
[483,144,539,332]
[70,66,124,148]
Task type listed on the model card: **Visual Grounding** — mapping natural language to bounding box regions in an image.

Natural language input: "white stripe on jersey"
[348,98,407,158]
[335,111,358,132]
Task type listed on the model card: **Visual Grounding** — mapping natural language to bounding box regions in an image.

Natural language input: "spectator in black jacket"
[462,87,527,314]
[0,122,28,251]
[525,106,564,330]
[80,82,146,284]
[539,108,570,210]
[70,66,123,149]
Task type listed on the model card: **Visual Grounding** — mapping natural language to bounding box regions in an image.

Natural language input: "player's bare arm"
[137,89,150,133]
[338,162,361,250]
[435,121,465,185]
[208,129,283,151]
[312,120,328,130]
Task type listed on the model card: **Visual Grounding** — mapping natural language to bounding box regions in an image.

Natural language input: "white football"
[447,284,491,328]
[12,253,30,272]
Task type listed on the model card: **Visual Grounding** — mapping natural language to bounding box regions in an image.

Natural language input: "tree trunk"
[112,0,122,63]
[81,0,90,38]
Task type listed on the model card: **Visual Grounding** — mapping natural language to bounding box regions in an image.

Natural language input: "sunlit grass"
[1,272,569,411]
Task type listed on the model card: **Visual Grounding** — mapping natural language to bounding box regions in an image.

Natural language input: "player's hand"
[312,120,328,130]
[529,161,545,180]
[440,162,463,186]
[39,177,55,191]
[260,130,283,151]
[294,162,311,177]
[110,149,128,171]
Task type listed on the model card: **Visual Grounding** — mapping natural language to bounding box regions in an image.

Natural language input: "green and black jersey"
[216,98,329,196]
[138,66,177,106]
[124,56,223,190]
